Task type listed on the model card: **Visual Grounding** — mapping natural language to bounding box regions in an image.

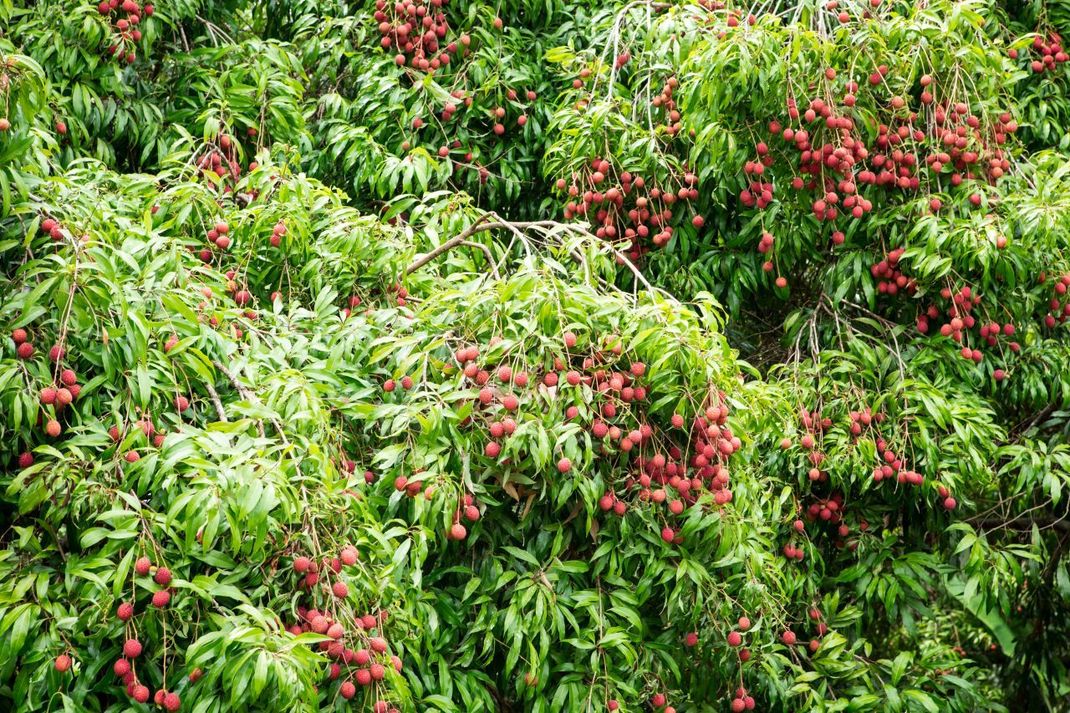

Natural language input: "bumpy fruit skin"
[54,654,72,672]
[117,602,134,621]
[163,692,181,711]
[152,589,171,608]
[154,567,172,585]
[332,581,349,598]
[557,457,571,473]
[340,681,356,699]
[132,685,150,703]
[113,659,131,677]
[450,523,467,540]
[135,556,152,575]
[123,639,142,658]
[16,343,33,359]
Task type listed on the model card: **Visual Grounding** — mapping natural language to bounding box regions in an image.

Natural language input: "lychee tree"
[2,0,1070,711]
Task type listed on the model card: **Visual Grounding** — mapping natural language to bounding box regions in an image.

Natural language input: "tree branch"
[203,381,227,422]
[212,361,289,445]
[972,512,1070,534]
[459,240,500,280]
[404,214,663,295]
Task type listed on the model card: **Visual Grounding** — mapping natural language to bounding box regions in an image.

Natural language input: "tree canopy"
[1,0,1070,711]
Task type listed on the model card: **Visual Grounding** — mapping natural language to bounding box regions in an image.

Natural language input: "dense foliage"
[1,0,1070,711]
